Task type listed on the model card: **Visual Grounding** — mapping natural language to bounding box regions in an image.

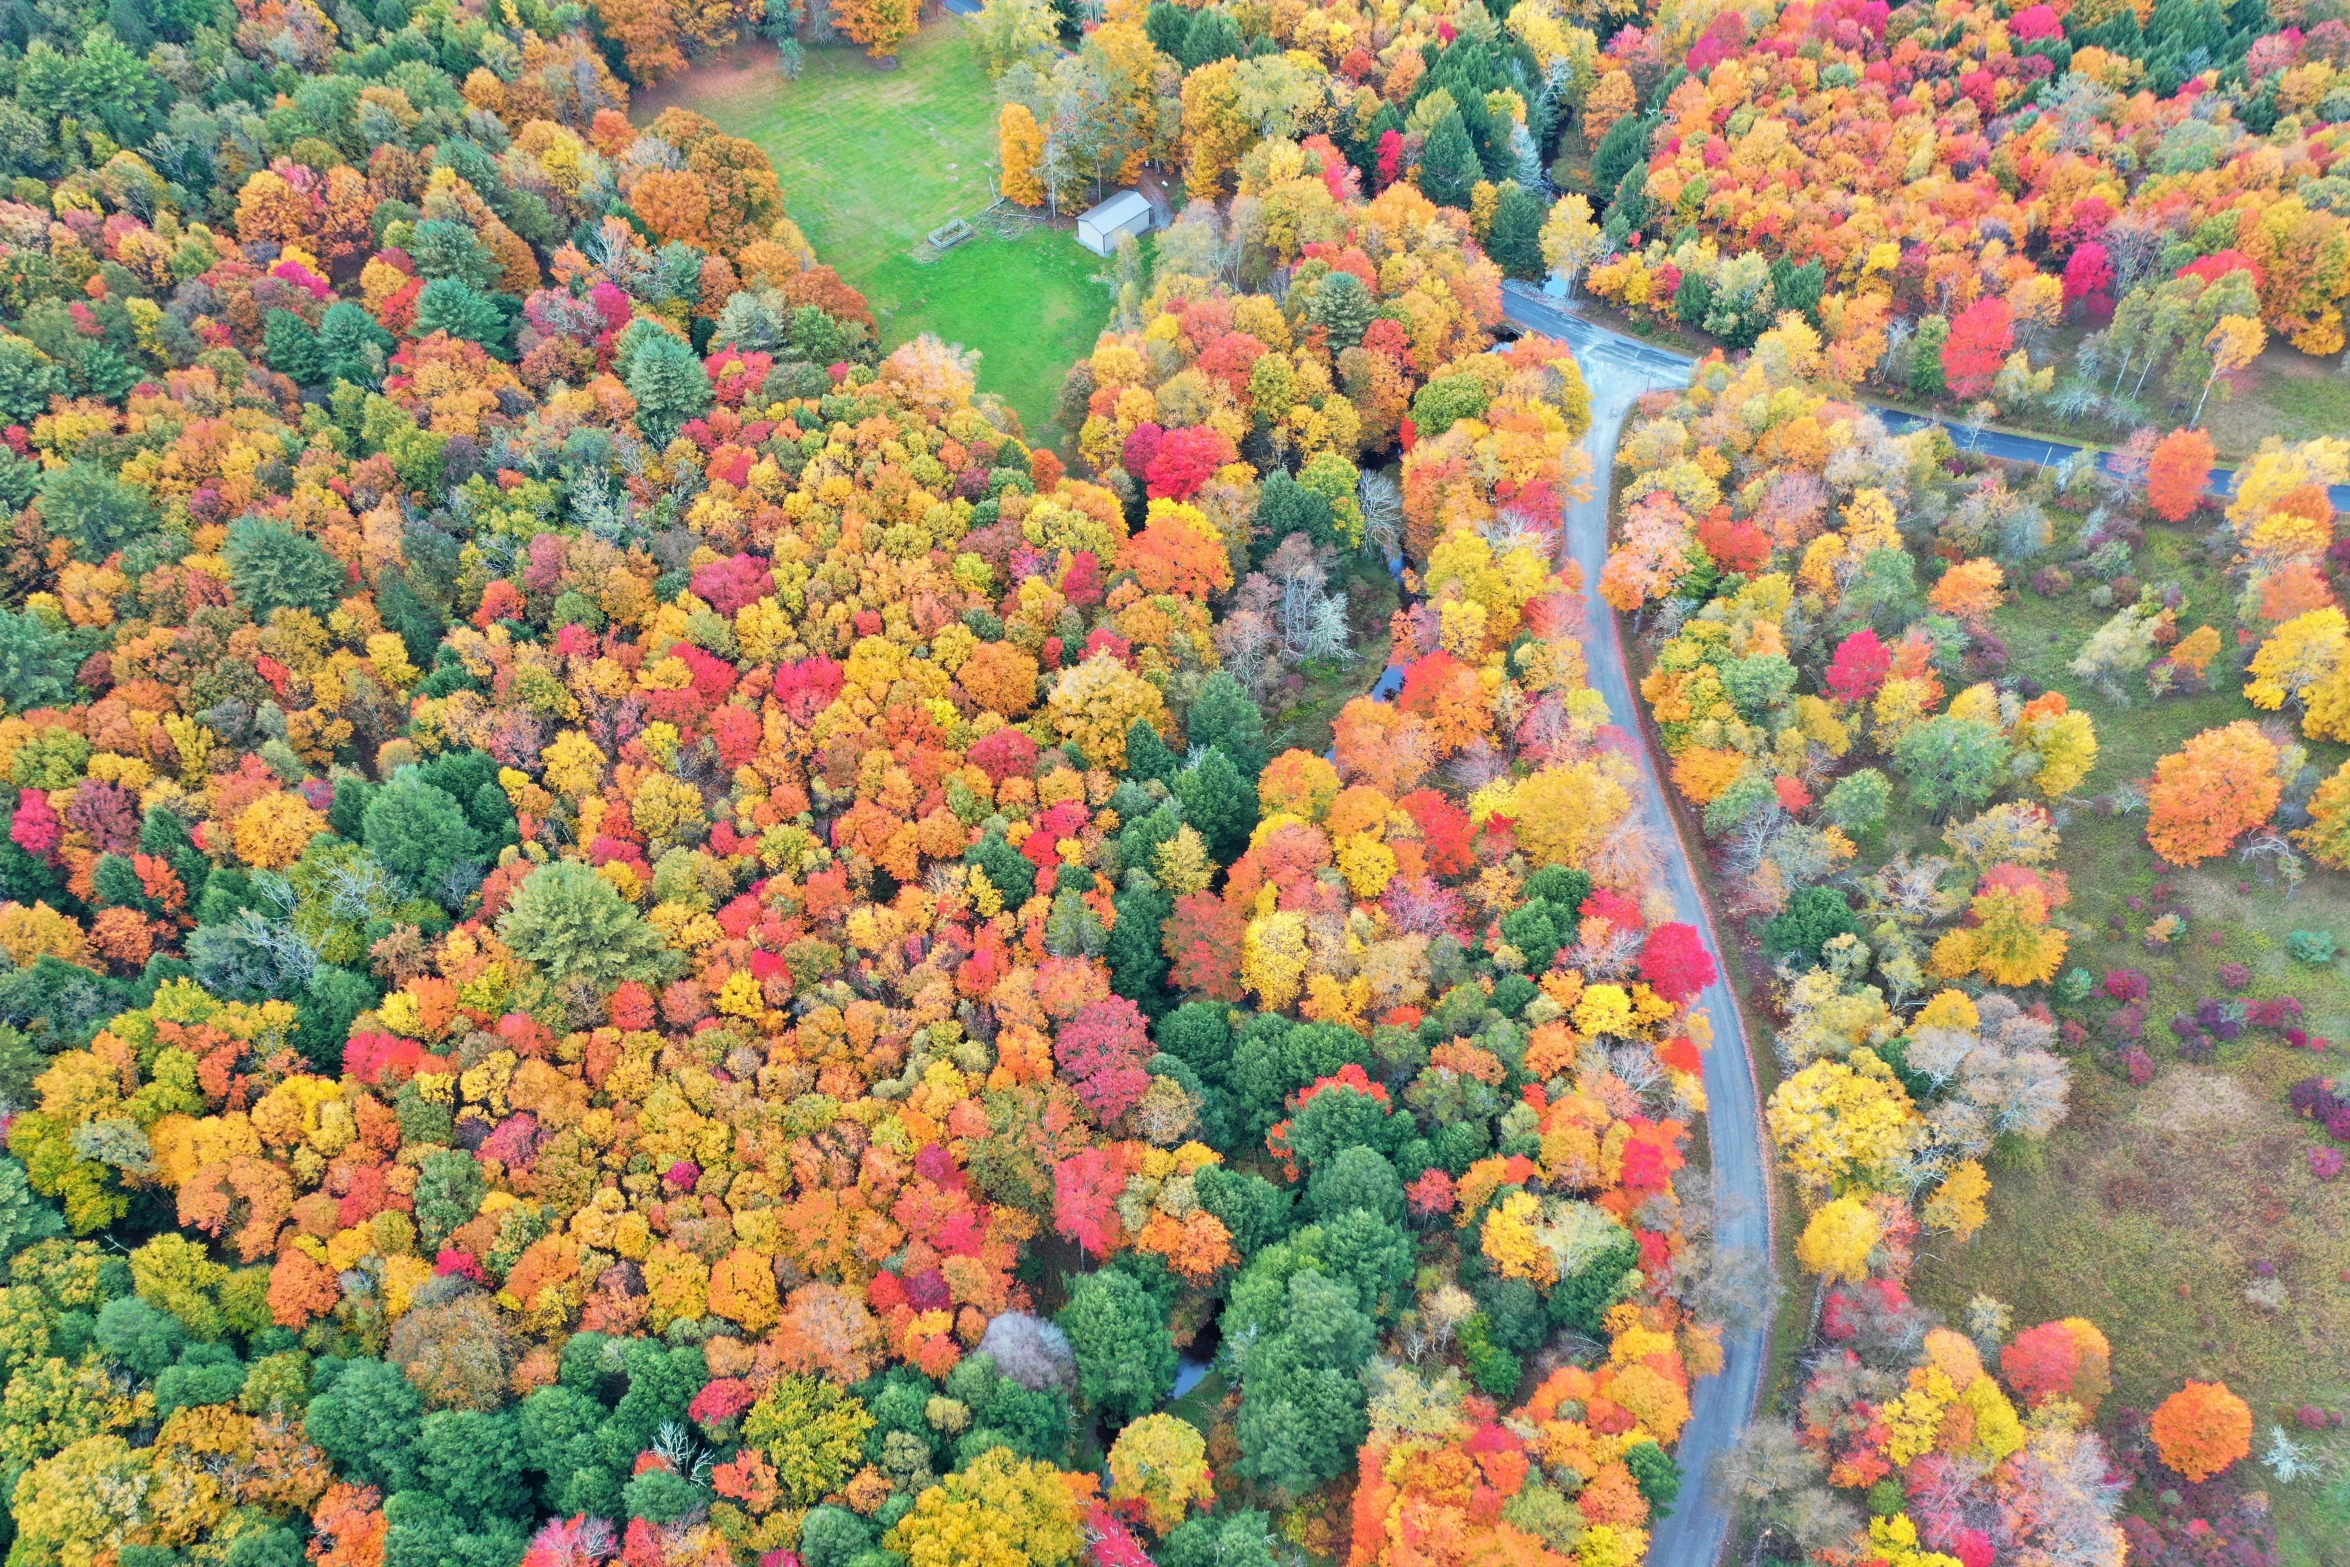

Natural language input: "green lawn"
[646,24,1116,442]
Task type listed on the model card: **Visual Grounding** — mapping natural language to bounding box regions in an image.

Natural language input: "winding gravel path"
[1502,285,1776,1567]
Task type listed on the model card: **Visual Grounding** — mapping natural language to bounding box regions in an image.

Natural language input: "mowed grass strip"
[656,24,1114,440]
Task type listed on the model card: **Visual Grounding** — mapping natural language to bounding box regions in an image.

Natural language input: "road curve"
[1492,280,2350,509]
[1504,288,1775,1567]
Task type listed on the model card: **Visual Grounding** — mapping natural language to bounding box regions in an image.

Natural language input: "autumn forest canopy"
[0,0,2339,1561]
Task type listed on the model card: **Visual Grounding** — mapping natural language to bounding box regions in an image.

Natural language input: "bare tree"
[1358,469,1404,565]
[1714,1422,1862,1555]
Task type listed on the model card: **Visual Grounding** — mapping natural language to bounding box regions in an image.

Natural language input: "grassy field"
[2208,343,2350,460]
[639,24,1117,443]
[1899,512,2350,1561]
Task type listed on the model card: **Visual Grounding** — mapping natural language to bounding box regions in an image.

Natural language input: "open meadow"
[638,24,1117,443]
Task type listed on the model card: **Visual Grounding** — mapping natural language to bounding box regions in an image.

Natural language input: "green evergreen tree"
[304,1358,427,1493]
[413,277,511,353]
[1416,109,1480,209]
[1909,315,1951,399]
[318,300,397,388]
[225,518,347,620]
[1174,747,1258,864]
[40,461,153,562]
[1304,270,1375,350]
[408,219,502,289]
[495,860,684,988]
[1178,5,1242,68]
[1485,181,1547,280]
[1057,1269,1177,1426]
[262,309,325,385]
[1144,0,1189,54]
[1124,716,1181,784]
[1106,880,1172,1010]
[0,335,65,424]
[624,327,715,446]
[0,606,78,710]
[364,776,480,895]
[1184,671,1268,777]
[1673,267,1715,330]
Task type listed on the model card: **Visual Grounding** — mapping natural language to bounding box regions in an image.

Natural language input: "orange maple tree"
[2150,1380,2253,1482]
[2146,428,2218,523]
[2145,722,2283,866]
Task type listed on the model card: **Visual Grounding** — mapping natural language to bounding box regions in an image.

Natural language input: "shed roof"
[1078,190,1152,228]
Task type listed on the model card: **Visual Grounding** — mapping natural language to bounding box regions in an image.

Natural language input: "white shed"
[1075,190,1153,256]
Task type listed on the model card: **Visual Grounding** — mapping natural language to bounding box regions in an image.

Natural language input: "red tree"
[1145,426,1239,500]
[2145,427,2216,522]
[1163,890,1245,1001]
[1121,422,1164,476]
[967,726,1040,783]
[1941,297,2014,401]
[1696,508,1771,573]
[1397,788,1476,877]
[2062,242,2114,318]
[2176,250,2260,289]
[1824,629,1892,703]
[1054,996,1153,1126]
[690,553,774,614]
[773,656,845,723]
[1638,922,1718,1004]
[1054,1147,1127,1259]
[1999,1318,2110,1412]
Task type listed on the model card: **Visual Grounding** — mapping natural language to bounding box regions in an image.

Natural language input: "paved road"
[1355,283,2286,1565]
[1500,282,2350,512]
[1513,301,1774,1567]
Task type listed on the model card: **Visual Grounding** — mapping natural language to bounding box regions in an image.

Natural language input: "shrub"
[2287,930,2337,964]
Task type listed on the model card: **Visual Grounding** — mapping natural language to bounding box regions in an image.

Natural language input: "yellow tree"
[1796,1196,1881,1282]
[1927,559,2004,626]
[2007,273,2065,349]
[1540,194,1604,297]
[1181,60,1253,195]
[1106,1413,1213,1536]
[2193,315,2267,426]
[2228,438,2350,564]
[1501,759,1632,869]
[2245,606,2350,741]
[2297,756,2350,869]
[1046,654,1168,769]
[234,793,326,870]
[998,103,1047,208]
[2241,196,2349,356]
[1241,911,1310,1012]
[1580,69,1637,144]
[969,0,1055,76]
[1921,1159,1989,1241]
[885,1448,1086,1567]
[1765,1049,1921,1196]
[2010,694,2097,799]
[1930,875,2068,987]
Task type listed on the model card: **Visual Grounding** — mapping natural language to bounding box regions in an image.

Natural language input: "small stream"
[1169,1355,1213,1399]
